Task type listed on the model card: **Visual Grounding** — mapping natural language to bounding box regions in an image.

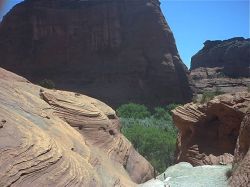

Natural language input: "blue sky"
[0,0,249,68]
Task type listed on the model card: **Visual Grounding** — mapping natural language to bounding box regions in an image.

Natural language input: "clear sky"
[0,0,249,68]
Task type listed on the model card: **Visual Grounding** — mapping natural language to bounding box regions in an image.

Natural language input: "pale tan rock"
[0,68,153,186]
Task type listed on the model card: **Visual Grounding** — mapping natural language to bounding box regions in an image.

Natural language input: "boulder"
[0,0,192,107]
[0,67,153,186]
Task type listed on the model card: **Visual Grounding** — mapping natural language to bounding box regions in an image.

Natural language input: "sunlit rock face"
[172,92,250,166]
[0,0,192,107]
[0,67,153,186]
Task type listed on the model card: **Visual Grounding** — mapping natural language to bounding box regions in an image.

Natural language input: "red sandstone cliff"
[0,0,192,107]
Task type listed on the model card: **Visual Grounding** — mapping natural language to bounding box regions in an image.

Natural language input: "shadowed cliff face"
[190,37,250,95]
[0,0,192,107]
[191,37,250,78]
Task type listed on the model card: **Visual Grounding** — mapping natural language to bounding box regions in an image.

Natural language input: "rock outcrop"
[229,111,250,186]
[0,67,153,186]
[172,92,250,166]
[0,0,192,107]
[190,37,250,94]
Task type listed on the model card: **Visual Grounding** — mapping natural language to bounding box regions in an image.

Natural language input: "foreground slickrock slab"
[172,92,250,166]
[0,68,153,186]
[140,162,231,187]
[0,0,192,107]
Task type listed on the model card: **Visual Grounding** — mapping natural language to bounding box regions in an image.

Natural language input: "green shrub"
[122,125,176,173]
[118,103,179,173]
[39,79,55,89]
[200,88,224,103]
[116,103,151,119]
[165,103,181,114]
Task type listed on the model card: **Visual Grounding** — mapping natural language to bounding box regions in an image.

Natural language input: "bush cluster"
[117,103,180,173]
[200,88,224,103]
[39,79,55,89]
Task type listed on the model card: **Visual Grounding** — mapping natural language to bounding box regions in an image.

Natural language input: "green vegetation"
[39,79,55,89]
[200,88,224,103]
[117,103,180,173]
[116,103,151,119]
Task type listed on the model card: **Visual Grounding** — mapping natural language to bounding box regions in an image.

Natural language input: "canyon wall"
[190,37,250,94]
[0,0,192,107]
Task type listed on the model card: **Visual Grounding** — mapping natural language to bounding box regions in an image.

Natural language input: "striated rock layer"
[0,67,153,186]
[172,92,250,166]
[190,37,250,94]
[0,0,192,107]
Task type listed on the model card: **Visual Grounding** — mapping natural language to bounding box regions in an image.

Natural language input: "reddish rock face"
[190,38,250,95]
[172,92,250,166]
[0,0,192,107]
[229,112,250,186]
[191,37,250,78]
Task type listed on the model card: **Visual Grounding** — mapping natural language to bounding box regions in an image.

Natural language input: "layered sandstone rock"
[190,37,250,94]
[172,92,250,166]
[0,67,153,186]
[0,0,192,107]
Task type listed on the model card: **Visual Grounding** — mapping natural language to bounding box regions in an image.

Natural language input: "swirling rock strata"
[172,92,250,166]
[0,67,153,187]
[0,0,192,107]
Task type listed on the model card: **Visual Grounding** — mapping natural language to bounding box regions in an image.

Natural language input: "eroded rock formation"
[0,0,192,107]
[190,37,250,94]
[0,67,153,186]
[172,92,250,166]
[229,111,250,186]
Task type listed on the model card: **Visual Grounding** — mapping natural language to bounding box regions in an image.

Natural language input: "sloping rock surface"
[172,92,250,166]
[140,162,231,187]
[0,67,153,186]
[0,0,192,107]
[190,37,250,94]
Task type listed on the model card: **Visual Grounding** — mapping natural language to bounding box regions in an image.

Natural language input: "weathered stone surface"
[191,67,250,94]
[140,162,232,187]
[191,37,250,77]
[229,112,250,187]
[0,67,153,186]
[190,37,250,95]
[172,92,250,166]
[0,0,192,107]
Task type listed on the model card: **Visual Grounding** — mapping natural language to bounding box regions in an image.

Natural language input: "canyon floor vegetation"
[117,103,179,173]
